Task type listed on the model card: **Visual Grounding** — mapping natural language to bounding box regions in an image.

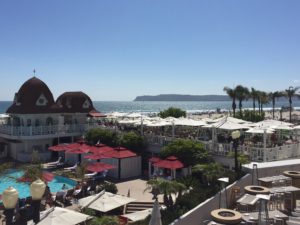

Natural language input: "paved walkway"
[116,179,163,203]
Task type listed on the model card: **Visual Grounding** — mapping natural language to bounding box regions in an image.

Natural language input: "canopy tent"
[28,207,92,225]
[86,162,116,172]
[121,208,152,222]
[78,191,135,212]
[203,120,250,130]
[173,117,207,126]
[254,119,293,127]
[246,127,275,134]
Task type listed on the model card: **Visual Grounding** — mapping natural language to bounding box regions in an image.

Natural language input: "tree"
[89,216,119,225]
[120,131,146,154]
[158,107,186,118]
[145,178,186,208]
[285,86,300,122]
[160,139,210,166]
[75,162,87,182]
[85,128,119,146]
[192,163,224,186]
[249,87,258,112]
[257,91,269,116]
[235,85,249,112]
[269,91,284,119]
[223,87,237,116]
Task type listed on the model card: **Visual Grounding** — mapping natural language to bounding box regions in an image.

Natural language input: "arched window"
[27,119,31,126]
[46,117,53,126]
[35,119,40,126]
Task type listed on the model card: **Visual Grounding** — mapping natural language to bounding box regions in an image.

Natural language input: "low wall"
[171,174,252,225]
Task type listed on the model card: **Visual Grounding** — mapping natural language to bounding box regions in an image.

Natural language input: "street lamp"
[30,179,46,224]
[2,186,19,225]
[231,130,240,174]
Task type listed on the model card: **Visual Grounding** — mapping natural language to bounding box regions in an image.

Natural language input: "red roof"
[104,147,137,159]
[86,162,115,172]
[90,145,114,154]
[88,110,106,117]
[84,152,111,160]
[153,156,184,169]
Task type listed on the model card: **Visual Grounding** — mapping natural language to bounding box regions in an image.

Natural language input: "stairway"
[125,201,158,214]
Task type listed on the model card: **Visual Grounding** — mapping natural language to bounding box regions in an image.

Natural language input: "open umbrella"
[84,152,111,160]
[153,156,184,169]
[86,162,115,173]
[149,157,161,163]
[105,147,137,159]
[78,192,135,212]
[17,172,54,183]
[27,207,92,225]
[48,144,69,152]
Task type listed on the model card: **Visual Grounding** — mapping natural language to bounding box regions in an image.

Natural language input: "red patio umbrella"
[86,162,116,173]
[90,144,114,154]
[149,157,161,163]
[17,171,54,183]
[153,156,184,169]
[105,147,137,159]
[48,144,70,152]
[84,152,111,160]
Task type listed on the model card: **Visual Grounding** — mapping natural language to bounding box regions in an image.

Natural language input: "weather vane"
[33,69,36,76]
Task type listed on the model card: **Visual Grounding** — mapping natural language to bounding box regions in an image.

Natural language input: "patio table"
[236,194,259,206]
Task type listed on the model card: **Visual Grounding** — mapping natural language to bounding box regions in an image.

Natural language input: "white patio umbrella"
[28,207,92,225]
[78,192,135,212]
[246,127,275,134]
[174,117,207,126]
[149,200,162,225]
[122,209,152,222]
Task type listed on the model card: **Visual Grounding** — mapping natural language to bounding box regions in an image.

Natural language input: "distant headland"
[134,94,230,101]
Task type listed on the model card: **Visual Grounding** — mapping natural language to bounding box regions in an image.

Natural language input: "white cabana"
[125,112,143,118]
[271,124,294,130]
[122,209,152,222]
[203,120,250,130]
[28,207,92,225]
[78,191,135,212]
[105,112,127,119]
[254,119,293,127]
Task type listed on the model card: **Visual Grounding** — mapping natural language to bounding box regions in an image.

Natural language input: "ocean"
[1,100,300,114]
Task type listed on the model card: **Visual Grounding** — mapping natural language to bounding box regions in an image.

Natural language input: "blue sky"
[0,0,300,101]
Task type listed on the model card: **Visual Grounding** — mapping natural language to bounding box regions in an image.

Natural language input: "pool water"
[0,170,77,199]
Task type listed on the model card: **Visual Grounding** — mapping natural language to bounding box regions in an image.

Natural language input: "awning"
[88,110,106,117]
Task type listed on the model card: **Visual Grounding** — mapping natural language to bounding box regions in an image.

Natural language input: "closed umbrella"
[149,200,162,225]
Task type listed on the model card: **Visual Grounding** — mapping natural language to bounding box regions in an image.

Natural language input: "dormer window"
[36,94,48,106]
[82,99,91,109]
[14,93,21,106]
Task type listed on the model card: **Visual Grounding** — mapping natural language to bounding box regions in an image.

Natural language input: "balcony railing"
[0,123,100,137]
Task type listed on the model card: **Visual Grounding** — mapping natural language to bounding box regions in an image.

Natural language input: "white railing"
[0,123,100,137]
[144,134,300,162]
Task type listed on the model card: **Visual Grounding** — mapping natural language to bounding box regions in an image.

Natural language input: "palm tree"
[269,91,284,119]
[256,91,268,116]
[145,178,186,208]
[285,86,300,122]
[249,87,258,112]
[235,85,249,112]
[75,162,87,182]
[193,163,224,186]
[223,87,237,116]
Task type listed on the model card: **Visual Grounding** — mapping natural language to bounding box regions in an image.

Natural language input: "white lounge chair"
[42,157,63,168]
[84,172,97,179]
[64,163,78,171]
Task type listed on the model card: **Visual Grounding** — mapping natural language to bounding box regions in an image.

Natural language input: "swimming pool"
[0,169,77,199]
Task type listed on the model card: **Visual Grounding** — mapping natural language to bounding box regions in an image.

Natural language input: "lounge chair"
[64,163,78,171]
[42,157,63,168]
[84,172,97,179]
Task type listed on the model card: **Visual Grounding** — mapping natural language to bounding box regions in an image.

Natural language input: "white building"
[0,76,101,162]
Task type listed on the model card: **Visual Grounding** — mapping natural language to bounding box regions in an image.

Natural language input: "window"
[35,119,40,126]
[27,119,31,126]
[82,99,91,108]
[36,94,48,106]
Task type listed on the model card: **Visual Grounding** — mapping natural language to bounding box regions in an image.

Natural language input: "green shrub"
[158,107,186,118]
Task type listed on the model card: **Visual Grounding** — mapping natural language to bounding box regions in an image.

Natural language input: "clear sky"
[0,0,300,101]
